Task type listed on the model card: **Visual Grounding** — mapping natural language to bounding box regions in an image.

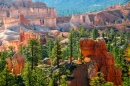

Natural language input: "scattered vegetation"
[0,26,130,86]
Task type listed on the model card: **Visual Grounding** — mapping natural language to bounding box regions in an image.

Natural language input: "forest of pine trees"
[0,26,130,86]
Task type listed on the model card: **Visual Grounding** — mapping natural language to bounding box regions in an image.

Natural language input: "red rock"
[68,64,90,86]
[80,38,95,57]
[6,53,25,75]
[20,14,29,24]
[6,58,13,71]
[79,38,122,86]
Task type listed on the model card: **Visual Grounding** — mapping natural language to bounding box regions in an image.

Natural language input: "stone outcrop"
[79,38,122,86]
[70,14,84,24]
[43,58,52,65]
[68,64,90,86]
[6,52,25,74]
[70,14,93,26]
[0,28,47,51]
[20,29,46,45]
[101,52,122,86]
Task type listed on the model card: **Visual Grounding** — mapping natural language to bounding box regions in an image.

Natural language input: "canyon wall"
[44,17,56,28]
[9,7,57,19]
[70,14,84,23]
[0,29,46,51]
[3,17,20,29]
[29,19,40,25]
[70,14,93,26]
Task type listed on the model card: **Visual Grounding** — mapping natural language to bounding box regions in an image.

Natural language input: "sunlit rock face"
[78,38,122,86]
[6,53,25,75]
[101,52,122,85]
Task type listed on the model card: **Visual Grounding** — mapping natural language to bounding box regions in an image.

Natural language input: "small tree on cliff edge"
[91,28,100,40]
[28,38,41,70]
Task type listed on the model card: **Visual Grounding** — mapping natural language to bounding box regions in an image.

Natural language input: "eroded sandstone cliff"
[68,38,122,86]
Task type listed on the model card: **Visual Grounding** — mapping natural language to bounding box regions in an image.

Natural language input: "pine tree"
[0,67,18,86]
[103,29,109,38]
[23,62,47,86]
[68,29,80,61]
[119,30,124,45]
[52,38,62,68]
[109,28,115,40]
[0,51,7,72]
[69,29,73,62]
[46,38,54,58]
[41,45,48,59]
[91,28,99,40]
[28,38,41,70]
[22,62,34,86]
[79,25,86,38]
[33,67,47,86]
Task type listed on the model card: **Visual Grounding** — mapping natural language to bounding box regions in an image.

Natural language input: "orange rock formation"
[101,52,122,86]
[20,29,46,45]
[3,29,46,52]
[6,53,25,75]
[79,38,122,86]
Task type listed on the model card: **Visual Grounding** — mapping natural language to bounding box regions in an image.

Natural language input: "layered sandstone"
[70,14,93,26]
[69,3,130,30]
[0,0,57,29]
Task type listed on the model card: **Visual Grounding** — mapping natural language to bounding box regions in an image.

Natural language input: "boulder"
[43,58,52,65]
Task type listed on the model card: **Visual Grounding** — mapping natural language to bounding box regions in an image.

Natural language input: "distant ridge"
[0,0,46,9]
[33,0,129,16]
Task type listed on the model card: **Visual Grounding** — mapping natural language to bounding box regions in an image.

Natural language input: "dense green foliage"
[90,72,114,86]
[52,39,62,67]
[0,26,130,85]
